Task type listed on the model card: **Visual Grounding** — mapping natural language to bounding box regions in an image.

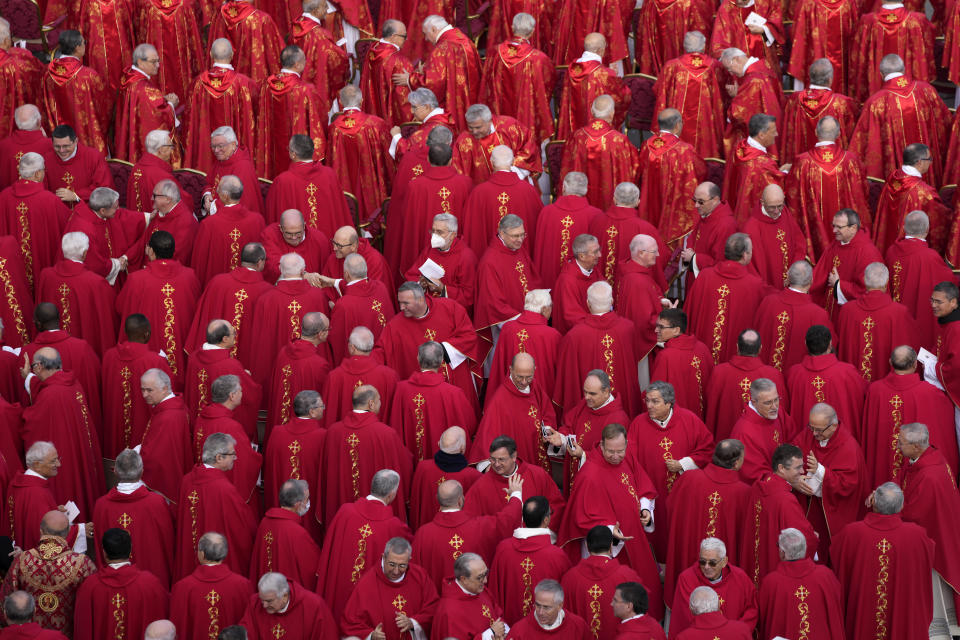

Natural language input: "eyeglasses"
[469,571,489,580]
[211,142,235,150]
[144,58,160,64]
[831,223,853,230]
[384,561,409,570]
[151,193,167,199]
[698,558,722,567]
[764,203,786,211]
[807,423,836,436]
[691,197,714,205]
[654,323,676,331]
[332,239,356,249]
[503,232,527,240]
[920,156,932,162]
[219,451,238,458]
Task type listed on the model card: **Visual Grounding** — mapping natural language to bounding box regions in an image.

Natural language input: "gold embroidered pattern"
[794,585,810,640]
[515,261,529,296]
[891,261,902,302]
[205,590,221,639]
[271,623,286,639]
[76,392,93,448]
[520,556,535,616]
[112,592,127,639]
[811,376,826,402]
[372,299,386,327]
[279,365,293,424]
[438,186,452,213]
[197,369,209,417]
[305,183,319,227]
[516,328,529,352]
[497,191,510,220]
[188,490,200,550]
[288,299,303,338]
[263,531,274,571]
[711,284,730,364]
[412,393,426,460]
[15,202,33,288]
[690,356,704,415]
[620,472,641,506]
[58,283,72,332]
[738,376,751,404]
[161,283,179,374]
[752,499,762,586]
[659,436,677,491]
[392,594,407,614]
[0,259,27,343]
[706,490,722,536]
[558,215,574,268]
[120,367,133,448]
[449,533,464,559]
[587,584,603,636]
[603,225,618,284]
[860,317,876,380]
[228,228,242,269]
[889,395,904,479]
[424,328,437,341]
[231,289,248,358]
[875,538,891,637]
[351,523,374,583]
[772,310,789,370]
[528,406,548,470]
[347,433,361,498]
[288,440,302,479]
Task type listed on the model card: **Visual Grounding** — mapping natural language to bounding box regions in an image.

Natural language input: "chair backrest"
[107,159,134,209]
[173,168,208,218]
[939,184,956,210]
[867,177,885,217]
[623,74,656,132]
[259,177,272,205]
[704,158,725,187]
[544,140,565,198]
[399,121,420,138]
[343,190,360,228]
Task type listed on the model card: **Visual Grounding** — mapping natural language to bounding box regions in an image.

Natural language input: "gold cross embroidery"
[117,513,132,528]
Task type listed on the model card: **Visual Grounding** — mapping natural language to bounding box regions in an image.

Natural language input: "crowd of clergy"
[2,0,960,635]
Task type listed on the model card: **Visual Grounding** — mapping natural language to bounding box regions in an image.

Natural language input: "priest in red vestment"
[127,131,193,215]
[0,32,44,139]
[757,528,844,640]
[654,39,725,160]
[635,0,710,76]
[849,55,951,186]
[649,309,713,420]
[558,425,663,620]
[788,0,858,95]
[403,214,478,314]
[265,135,351,232]
[174,433,257,580]
[241,573,337,640]
[318,227,395,305]
[678,183,738,289]
[115,231,200,384]
[40,32,112,156]
[315,470,413,619]
[326,255,395,363]
[720,113,785,224]
[263,390,326,517]
[832,482,935,640]
[707,327,787,437]
[474,215,541,332]
[836,262,916,381]
[255,50,331,180]
[183,43,258,176]
[408,426,482,529]
[791,403,868,563]
[322,327,398,424]
[259,213,331,286]
[43,126,114,206]
[480,16,555,144]
[341,537,439,639]
[551,0,630,68]
[719,50,783,157]
[92,449,174,587]
[393,16,482,132]
[638,110,706,245]
[359,21,413,127]
[139,368,192,502]
[533,173,601,287]
[136,0,203,103]
[737,445,818,587]
[740,186,806,289]
[486,290,560,403]
[785,116,870,260]
[873,144,951,255]
[556,35,630,142]
[113,45,179,164]
[780,61,856,165]
[851,3,935,104]
[143,182,200,267]
[453,109,541,186]
[551,234,603,334]
[711,0,783,74]
[208,0,283,84]
[290,0,350,96]
[36,233,116,356]
[810,210,884,322]
[200,128,262,214]
[170,532,254,640]
[78,0,134,92]
[729,379,795,485]
[560,98,641,211]
[614,240,666,370]
[887,212,957,350]
[251,480,321,589]
[587,184,667,290]
[264,313,330,436]
[506,581,592,639]
[0,106,50,190]
[430,555,508,640]
[7,443,77,553]
[190,176,266,286]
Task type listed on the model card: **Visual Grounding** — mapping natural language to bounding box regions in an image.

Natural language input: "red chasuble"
[202,147,263,213]
[92,486,175,587]
[183,69,258,175]
[265,161,351,232]
[0,129,51,190]
[638,133,705,245]
[290,17,350,96]
[36,260,116,356]
[885,238,956,349]
[23,331,102,423]
[0,180,69,292]
[836,289,916,382]
[144,203,201,267]
[669,564,757,637]
[740,206,807,290]
[73,563,169,640]
[390,371,476,462]
[251,508,321,589]
[489,530,573,624]
[851,7,935,104]
[322,355,398,424]
[409,455,482,530]
[259,226,330,285]
[137,0,203,102]
[533,195,602,288]
[832,512,935,640]
[359,41,413,127]
[663,464,752,603]
[551,0,630,65]
[810,230,884,322]
[403,239,479,314]
[780,90,856,166]
[79,0,135,92]
[725,66,784,158]
[874,169,950,255]
[560,120,640,212]
[240,582,337,640]
[649,334,713,420]
[113,68,177,163]
[683,203,738,287]
[140,395,193,502]
[730,408,795,485]
[263,418,325,519]
[654,53,725,160]
[186,267,272,360]
[464,460,565,525]
[849,76,951,186]
[739,474,818,587]
[255,74,329,180]
[628,408,713,559]
[341,562,439,640]
[43,145,113,205]
[317,411,413,526]
[7,473,61,551]
[22,371,103,519]
[208,2,283,85]
[174,465,257,580]
[705,356,786,441]
[0,623,69,639]
[487,311,561,405]
[193,407,262,501]
[507,609,591,639]
[389,165,473,276]
[552,260,603,334]
[787,0,858,95]
[407,28,482,132]
[587,207,667,292]
[265,340,330,435]
[431,578,505,640]
[0,49,44,138]
[453,117,542,186]
[170,563,253,640]
[634,0,710,75]
[474,241,540,330]
[757,559,844,640]
[328,279,394,363]
[561,555,641,640]
[315,498,412,619]
[555,312,640,417]
[722,142,784,225]
[480,40,556,144]
[786,351,866,434]
[184,348,262,439]
[469,377,556,472]
[40,57,112,155]
[556,60,629,142]
[785,143,870,260]
[247,279,329,383]
[63,203,143,279]
[328,110,394,221]
[320,241,394,305]
[613,261,661,357]
[710,0,783,74]
[486,0,554,55]
[190,204,265,286]
[558,396,630,493]
[558,453,663,619]
[900,446,960,595]
[412,500,521,590]
[687,260,769,364]
[461,171,542,259]
[116,259,200,383]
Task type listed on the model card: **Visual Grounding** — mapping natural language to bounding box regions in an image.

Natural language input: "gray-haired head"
[524,289,552,312]
[145,129,172,154]
[719,47,747,66]
[646,380,675,405]
[425,124,453,146]
[749,378,776,402]
[18,152,44,179]
[490,145,514,170]
[211,374,240,404]
[210,37,234,62]
[689,586,719,615]
[535,579,564,604]
[700,537,727,558]
[343,253,368,280]
[301,312,328,339]
[339,84,362,109]
[14,105,42,131]
[879,53,905,76]
[155,178,181,202]
[591,94,615,120]
[61,231,89,262]
[132,43,158,64]
[418,341,445,370]
[433,212,459,233]
[511,12,535,37]
[465,103,493,124]
[613,182,640,207]
[383,536,412,557]
[572,233,598,257]
[586,280,613,312]
[787,260,813,288]
[114,448,143,482]
[903,210,929,238]
[293,389,323,418]
[683,30,706,53]
[453,552,484,579]
[143,619,177,640]
[25,441,56,469]
[348,326,375,353]
[198,531,228,562]
[409,87,439,110]
[808,58,834,87]
[370,469,401,499]
[257,572,290,597]
[201,433,236,465]
[217,175,244,203]
[422,14,450,32]
[864,262,889,290]
[657,108,682,133]
[89,187,120,212]
[498,213,524,233]
[815,115,840,142]
[900,422,929,446]
[778,527,807,560]
[724,232,752,261]
[562,171,588,196]
[585,369,610,391]
[873,482,904,514]
[211,125,238,144]
[278,479,308,508]
[3,591,35,625]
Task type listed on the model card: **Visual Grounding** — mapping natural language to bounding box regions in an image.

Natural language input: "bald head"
[40,510,69,538]
[438,426,467,454]
[14,105,41,131]
[657,108,682,133]
[584,32,606,54]
[437,479,464,507]
[591,95,615,121]
[144,620,177,640]
[210,37,233,62]
[760,184,785,219]
[816,115,840,142]
[490,145,514,170]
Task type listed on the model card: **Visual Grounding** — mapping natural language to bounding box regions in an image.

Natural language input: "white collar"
[746,136,766,152]
[202,342,227,350]
[277,600,290,614]
[818,437,831,447]
[69,258,83,264]
[742,57,759,73]
[807,84,830,90]
[593,394,615,410]
[280,69,301,77]
[512,527,554,540]
[437,24,453,38]
[456,579,478,596]
[577,51,603,64]
[883,71,904,81]
[650,408,673,428]
[787,287,807,294]
[204,463,218,469]
[212,62,234,70]
[881,2,904,7]
[159,392,175,404]
[621,614,646,623]
[901,165,922,178]
[423,107,444,123]
[365,494,388,505]
[815,141,834,147]
[301,11,323,24]
[58,147,78,162]
[344,106,361,112]
[131,65,151,79]
[904,235,924,241]
[116,481,144,494]
[379,38,400,50]
[658,130,678,139]
[108,561,131,569]
[24,469,45,479]
[346,277,365,286]
[576,260,593,277]
[537,609,565,631]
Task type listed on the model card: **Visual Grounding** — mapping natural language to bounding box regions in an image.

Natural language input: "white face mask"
[298,500,311,517]
[430,233,446,249]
